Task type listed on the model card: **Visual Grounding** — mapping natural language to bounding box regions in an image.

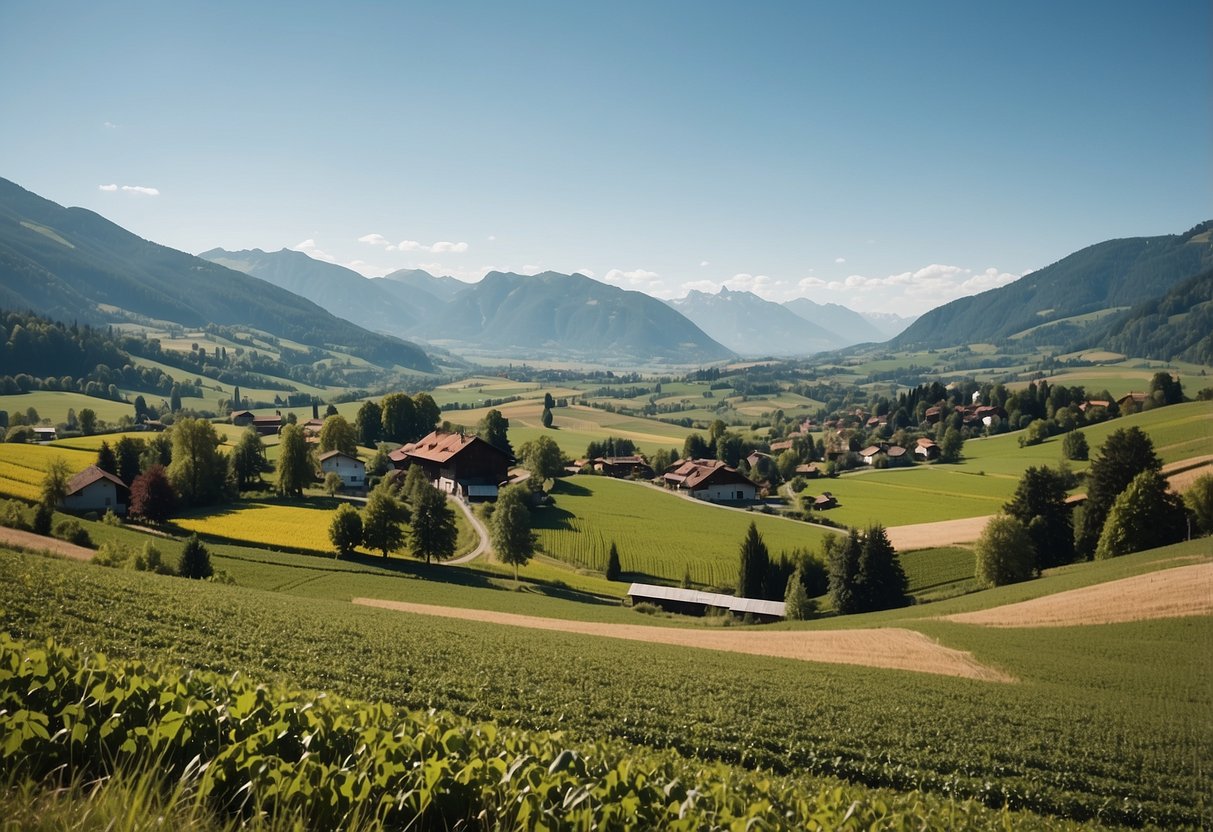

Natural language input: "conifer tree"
[96,441,118,476]
[736,522,770,599]
[178,534,213,579]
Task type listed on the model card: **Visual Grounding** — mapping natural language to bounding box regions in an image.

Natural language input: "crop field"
[1,545,1208,827]
[174,497,477,560]
[431,376,581,408]
[0,391,136,427]
[899,546,977,598]
[533,476,831,586]
[0,444,97,501]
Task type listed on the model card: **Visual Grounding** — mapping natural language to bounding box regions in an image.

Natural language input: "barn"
[390,430,512,500]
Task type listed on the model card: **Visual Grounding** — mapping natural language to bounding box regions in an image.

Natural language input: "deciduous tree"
[412,393,441,437]
[362,484,407,558]
[975,514,1035,587]
[410,484,457,564]
[231,428,267,491]
[275,423,312,497]
[477,408,512,456]
[114,436,145,485]
[491,484,534,579]
[129,464,175,522]
[178,533,213,579]
[318,415,357,456]
[78,408,96,435]
[328,503,363,558]
[381,393,417,444]
[167,418,227,506]
[1077,427,1161,557]
[519,436,564,489]
[1184,473,1213,536]
[355,399,382,447]
[1062,430,1089,461]
[1095,470,1186,559]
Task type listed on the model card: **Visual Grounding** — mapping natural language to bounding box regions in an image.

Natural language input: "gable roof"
[318,450,363,464]
[66,465,127,496]
[397,430,511,465]
[664,458,752,490]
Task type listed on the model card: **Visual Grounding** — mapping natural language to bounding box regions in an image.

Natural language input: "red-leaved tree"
[129,464,175,522]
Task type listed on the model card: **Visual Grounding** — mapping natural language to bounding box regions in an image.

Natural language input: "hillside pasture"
[0,444,98,501]
[0,391,136,427]
[533,475,830,586]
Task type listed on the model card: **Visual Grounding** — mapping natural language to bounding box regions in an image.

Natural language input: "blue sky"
[1,1,1208,314]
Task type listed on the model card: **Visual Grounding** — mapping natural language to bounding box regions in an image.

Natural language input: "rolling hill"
[668,288,843,355]
[1086,267,1213,365]
[891,221,1213,349]
[0,178,433,372]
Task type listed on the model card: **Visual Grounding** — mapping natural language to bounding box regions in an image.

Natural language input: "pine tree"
[178,534,213,579]
[736,522,770,599]
[784,566,815,620]
[410,485,457,564]
[96,441,118,476]
[855,525,908,611]
[605,541,622,581]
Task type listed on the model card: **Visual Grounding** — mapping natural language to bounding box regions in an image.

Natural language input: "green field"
[1,542,1208,828]
[534,476,832,586]
[0,390,137,427]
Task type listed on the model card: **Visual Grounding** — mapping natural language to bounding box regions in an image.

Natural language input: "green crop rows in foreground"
[1,548,1208,828]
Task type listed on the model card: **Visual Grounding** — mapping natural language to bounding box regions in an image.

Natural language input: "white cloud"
[699,260,710,267]
[293,239,337,263]
[487,235,497,241]
[98,183,159,196]
[798,276,827,288]
[430,241,468,254]
[357,233,390,246]
[103,121,117,129]
[603,268,662,291]
[834,257,846,264]
[358,235,469,254]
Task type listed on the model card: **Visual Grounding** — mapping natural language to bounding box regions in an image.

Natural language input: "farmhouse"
[390,430,511,500]
[768,439,794,453]
[318,451,366,491]
[593,455,655,479]
[812,492,837,510]
[886,445,908,465]
[859,443,888,465]
[794,462,822,478]
[915,437,940,461]
[32,427,57,442]
[230,410,255,426]
[62,465,127,516]
[626,583,786,622]
[663,458,756,502]
[1118,391,1148,411]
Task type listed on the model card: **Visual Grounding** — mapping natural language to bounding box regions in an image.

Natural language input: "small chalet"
[886,445,908,465]
[811,492,837,510]
[318,451,366,491]
[859,443,887,465]
[62,465,128,516]
[663,459,756,502]
[252,415,283,436]
[924,405,942,424]
[768,439,794,453]
[794,462,822,478]
[390,430,511,500]
[1117,391,1148,411]
[230,410,255,426]
[32,427,57,442]
[1079,400,1111,413]
[593,455,655,479]
[915,437,940,461]
[626,583,785,622]
[301,418,325,437]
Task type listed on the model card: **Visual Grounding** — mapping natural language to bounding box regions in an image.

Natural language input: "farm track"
[944,560,1213,627]
[0,527,93,561]
[352,597,1013,682]
[445,496,489,564]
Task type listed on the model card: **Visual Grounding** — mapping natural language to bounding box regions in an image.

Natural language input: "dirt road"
[352,597,1011,682]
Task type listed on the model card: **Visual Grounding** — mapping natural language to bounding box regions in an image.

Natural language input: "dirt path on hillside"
[445,496,490,564]
[943,561,1213,628]
[352,597,1012,682]
[0,527,93,561]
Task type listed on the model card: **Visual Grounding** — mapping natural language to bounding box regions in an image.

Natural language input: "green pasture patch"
[533,475,830,586]
[900,546,977,596]
[0,391,135,427]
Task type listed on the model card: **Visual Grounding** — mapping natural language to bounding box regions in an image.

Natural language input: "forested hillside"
[0,178,433,372]
[892,221,1213,349]
[1090,268,1213,364]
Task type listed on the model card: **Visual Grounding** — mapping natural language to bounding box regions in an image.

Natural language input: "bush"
[32,503,53,535]
[93,542,133,568]
[52,519,92,548]
[1184,473,1213,536]
[100,510,121,527]
[631,602,663,616]
[178,534,213,579]
[0,500,30,531]
[974,514,1035,588]
[1061,430,1089,461]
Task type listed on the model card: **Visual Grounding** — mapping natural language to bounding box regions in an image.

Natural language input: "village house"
[1079,399,1111,413]
[593,455,655,479]
[886,445,908,465]
[62,465,127,516]
[663,458,756,502]
[794,462,822,478]
[859,443,888,465]
[390,430,512,500]
[32,426,57,442]
[318,451,366,491]
[915,437,940,461]
[252,414,283,436]
[1117,391,1148,411]
[768,439,794,454]
[230,410,255,427]
[811,492,837,510]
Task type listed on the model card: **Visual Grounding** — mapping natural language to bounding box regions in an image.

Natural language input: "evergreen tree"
[355,399,383,447]
[736,522,770,599]
[855,525,908,611]
[178,534,213,579]
[826,531,862,614]
[129,464,175,522]
[362,484,407,558]
[325,403,339,417]
[1077,427,1161,557]
[939,426,964,463]
[114,436,145,485]
[276,423,311,497]
[1004,466,1074,568]
[78,408,96,435]
[328,503,363,558]
[491,484,535,579]
[231,385,242,411]
[410,484,457,564]
[170,386,182,413]
[541,406,554,428]
[974,514,1035,587]
[476,408,512,456]
[96,441,118,476]
[133,395,149,422]
[402,463,431,505]
[605,540,622,581]
[543,392,555,410]
[783,565,815,620]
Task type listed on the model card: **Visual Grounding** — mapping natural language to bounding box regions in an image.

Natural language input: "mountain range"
[0,178,433,372]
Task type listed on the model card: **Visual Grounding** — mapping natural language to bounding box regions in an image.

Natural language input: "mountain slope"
[1086,267,1213,365]
[199,247,419,333]
[381,268,472,302]
[0,178,433,371]
[422,271,734,363]
[781,297,889,346]
[668,288,843,355]
[891,222,1213,349]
